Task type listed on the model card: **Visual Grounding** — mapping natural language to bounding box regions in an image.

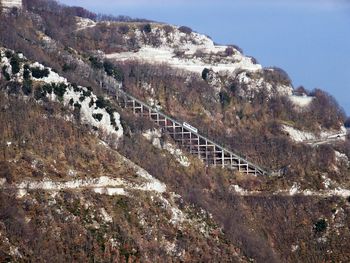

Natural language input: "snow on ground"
[4,174,165,197]
[135,168,167,193]
[63,87,123,139]
[289,94,314,107]
[107,46,261,76]
[31,62,68,84]
[230,183,350,198]
[143,129,190,167]
[75,16,96,31]
[1,48,123,140]
[282,125,347,143]
[158,195,185,225]
[106,26,299,98]
[0,178,6,186]
[282,125,316,142]
[237,71,293,98]
[108,25,261,76]
[100,208,113,223]
[289,183,300,195]
[320,125,347,140]
[163,143,190,167]
[335,150,349,166]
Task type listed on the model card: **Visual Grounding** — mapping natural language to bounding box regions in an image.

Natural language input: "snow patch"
[289,94,314,108]
[289,182,300,195]
[158,195,185,225]
[75,16,96,31]
[0,178,6,186]
[100,208,113,223]
[163,143,190,167]
[107,46,261,76]
[282,125,316,142]
[143,129,190,167]
[63,87,123,139]
[93,187,127,196]
[16,189,27,198]
[136,168,166,193]
[282,125,347,143]
[31,62,68,84]
[335,151,349,164]
[231,184,249,194]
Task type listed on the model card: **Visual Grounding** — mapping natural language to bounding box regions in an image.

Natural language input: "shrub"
[34,87,46,100]
[345,117,350,128]
[43,84,53,94]
[202,68,210,80]
[163,25,174,34]
[219,91,231,108]
[82,89,91,97]
[118,25,129,34]
[69,98,74,106]
[103,60,114,76]
[229,44,244,54]
[7,81,21,94]
[10,55,20,74]
[89,98,94,107]
[95,96,109,109]
[178,26,192,34]
[142,23,152,33]
[31,67,50,78]
[74,102,81,109]
[23,64,31,80]
[53,83,67,101]
[92,113,103,121]
[79,96,85,102]
[264,67,291,86]
[229,83,237,94]
[2,66,10,81]
[313,218,327,233]
[62,63,76,72]
[103,61,124,81]
[22,80,32,95]
[89,56,104,69]
[294,86,308,95]
[4,50,12,58]
[225,47,234,56]
[72,83,81,93]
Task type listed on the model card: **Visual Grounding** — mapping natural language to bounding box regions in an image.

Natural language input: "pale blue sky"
[59,0,350,115]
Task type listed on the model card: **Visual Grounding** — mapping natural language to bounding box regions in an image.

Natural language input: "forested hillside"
[0,0,350,262]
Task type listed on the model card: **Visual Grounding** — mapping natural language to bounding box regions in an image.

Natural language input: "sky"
[59,0,350,115]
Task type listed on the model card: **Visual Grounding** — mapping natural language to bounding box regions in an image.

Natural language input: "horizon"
[59,0,350,116]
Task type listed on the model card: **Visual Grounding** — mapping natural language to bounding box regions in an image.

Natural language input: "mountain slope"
[0,1,350,262]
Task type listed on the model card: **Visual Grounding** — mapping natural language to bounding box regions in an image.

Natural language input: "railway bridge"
[114,89,269,176]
